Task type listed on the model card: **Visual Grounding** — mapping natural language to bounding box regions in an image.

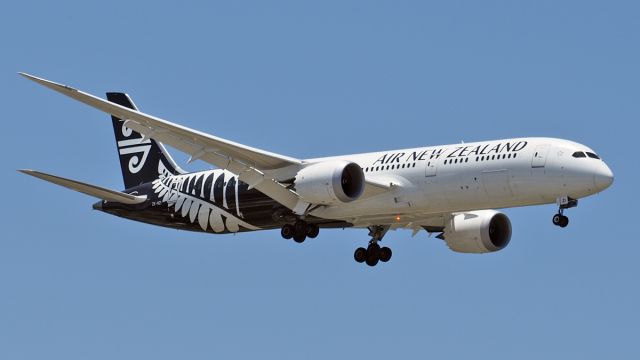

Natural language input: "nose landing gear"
[354,225,392,267]
[552,212,569,228]
[553,196,577,228]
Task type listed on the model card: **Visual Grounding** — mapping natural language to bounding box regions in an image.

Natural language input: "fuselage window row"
[365,150,529,171]
[364,162,418,173]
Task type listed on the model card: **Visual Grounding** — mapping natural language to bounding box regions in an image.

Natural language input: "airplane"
[18,73,614,267]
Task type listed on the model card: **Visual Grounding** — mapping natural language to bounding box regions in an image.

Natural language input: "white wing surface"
[20,73,308,212]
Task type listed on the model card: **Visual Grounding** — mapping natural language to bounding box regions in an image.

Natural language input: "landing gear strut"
[553,196,577,228]
[281,220,319,243]
[354,225,392,267]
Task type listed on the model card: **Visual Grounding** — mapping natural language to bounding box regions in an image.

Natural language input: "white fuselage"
[308,137,613,224]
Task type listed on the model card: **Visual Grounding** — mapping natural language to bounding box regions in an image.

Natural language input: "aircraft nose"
[594,164,614,191]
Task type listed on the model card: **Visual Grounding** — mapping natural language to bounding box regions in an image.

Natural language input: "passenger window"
[586,152,600,159]
[572,151,586,158]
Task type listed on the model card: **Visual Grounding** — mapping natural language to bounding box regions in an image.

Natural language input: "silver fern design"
[152,161,260,233]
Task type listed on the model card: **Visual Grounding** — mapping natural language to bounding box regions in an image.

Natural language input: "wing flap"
[123,120,304,210]
[19,169,147,205]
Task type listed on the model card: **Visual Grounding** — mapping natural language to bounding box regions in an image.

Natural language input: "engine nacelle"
[443,210,512,253]
[294,160,365,205]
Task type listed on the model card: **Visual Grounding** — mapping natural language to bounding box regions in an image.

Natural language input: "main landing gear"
[553,196,578,228]
[281,220,319,243]
[354,225,392,267]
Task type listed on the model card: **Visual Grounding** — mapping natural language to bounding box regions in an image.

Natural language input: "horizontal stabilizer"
[18,169,147,205]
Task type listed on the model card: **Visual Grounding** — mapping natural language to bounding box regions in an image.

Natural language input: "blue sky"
[1,1,638,359]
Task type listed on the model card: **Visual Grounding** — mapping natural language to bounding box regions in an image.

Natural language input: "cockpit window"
[572,151,586,158]
[586,152,600,159]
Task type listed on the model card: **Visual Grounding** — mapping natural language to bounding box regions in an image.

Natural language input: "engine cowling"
[294,160,365,205]
[443,210,512,253]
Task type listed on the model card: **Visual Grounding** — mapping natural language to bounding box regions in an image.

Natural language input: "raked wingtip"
[18,72,37,80]
[18,72,77,91]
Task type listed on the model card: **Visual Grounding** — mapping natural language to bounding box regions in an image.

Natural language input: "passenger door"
[425,160,437,177]
[531,144,550,168]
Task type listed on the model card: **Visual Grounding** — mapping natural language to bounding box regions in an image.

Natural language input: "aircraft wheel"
[294,221,307,234]
[354,247,367,263]
[553,214,570,228]
[379,247,392,262]
[365,243,380,266]
[281,224,294,239]
[293,232,306,243]
[365,252,379,267]
[559,215,569,228]
[307,224,319,239]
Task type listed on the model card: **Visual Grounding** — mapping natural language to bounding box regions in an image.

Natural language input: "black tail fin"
[107,92,184,189]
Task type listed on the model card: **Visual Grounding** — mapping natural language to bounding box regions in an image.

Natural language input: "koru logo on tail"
[117,123,151,174]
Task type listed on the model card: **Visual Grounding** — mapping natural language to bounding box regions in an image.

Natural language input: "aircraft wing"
[20,73,308,213]
[348,211,447,236]
[19,169,147,205]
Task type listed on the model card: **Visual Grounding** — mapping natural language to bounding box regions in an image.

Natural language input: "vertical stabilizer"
[107,93,184,189]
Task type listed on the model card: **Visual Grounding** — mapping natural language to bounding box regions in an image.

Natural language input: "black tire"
[293,232,306,243]
[552,214,562,226]
[307,224,320,239]
[365,243,380,267]
[560,215,569,228]
[365,253,379,267]
[354,247,367,263]
[294,221,307,234]
[379,247,392,262]
[281,224,294,239]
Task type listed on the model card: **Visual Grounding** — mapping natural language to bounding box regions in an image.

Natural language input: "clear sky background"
[1,1,638,359]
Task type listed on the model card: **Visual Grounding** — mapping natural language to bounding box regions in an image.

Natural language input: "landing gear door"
[531,144,550,168]
[425,160,437,177]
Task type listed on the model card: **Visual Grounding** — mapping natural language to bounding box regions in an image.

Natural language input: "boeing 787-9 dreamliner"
[19,73,614,267]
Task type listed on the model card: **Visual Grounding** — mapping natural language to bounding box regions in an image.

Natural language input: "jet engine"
[442,210,512,253]
[294,160,365,205]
